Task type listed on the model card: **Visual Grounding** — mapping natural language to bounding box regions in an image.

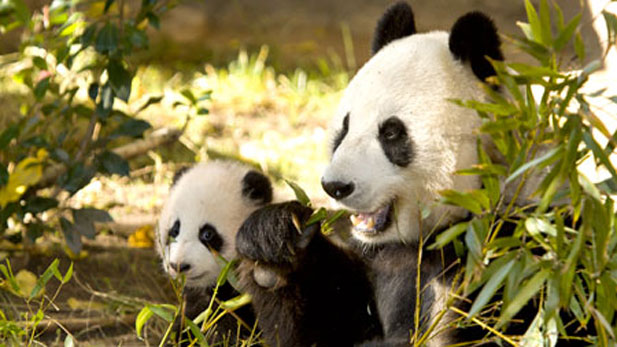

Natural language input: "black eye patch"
[168,219,180,243]
[199,223,223,252]
[378,116,413,167]
[332,113,350,154]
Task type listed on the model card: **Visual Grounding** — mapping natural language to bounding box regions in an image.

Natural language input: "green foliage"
[0,0,173,251]
[431,1,617,345]
[137,257,260,346]
[0,259,74,345]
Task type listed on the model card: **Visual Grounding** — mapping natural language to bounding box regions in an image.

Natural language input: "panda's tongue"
[350,203,392,234]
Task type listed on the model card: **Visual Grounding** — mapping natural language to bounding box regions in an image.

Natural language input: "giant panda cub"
[157,160,272,343]
[235,2,504,346]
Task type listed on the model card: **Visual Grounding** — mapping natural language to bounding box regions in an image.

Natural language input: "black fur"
[371,1,416,55]
[378,116,413,167]
[332,113,349,154]
[236,202,382,346]
[242,170,273,205]
[198,223,223,252]
[449,11,504,81]
[172,166,191,187]
[169,219,180,240]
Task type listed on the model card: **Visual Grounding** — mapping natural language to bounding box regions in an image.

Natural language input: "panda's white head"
[157,161,272,288]
[321,2,503,245]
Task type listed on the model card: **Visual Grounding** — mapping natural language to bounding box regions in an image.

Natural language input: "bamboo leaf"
[135,306,153,338]
[468,259,516,318]
[582,131,617,183]
[553,14,581,50]
[505,146,562,184]
[498,267,550,328]
[286,180,311,207]
[524,0,543,44]
[428,222,468,250]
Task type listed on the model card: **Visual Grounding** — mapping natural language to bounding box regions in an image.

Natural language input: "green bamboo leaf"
[582,131,617,183]
[468,259,516,318]
[498,267,550,328]
[220,293,252,310]
[64,335,75,347]
[452,99,517,116]
[135,306,153,338]
[428,222,468,250]
[538,0,552,44]
[553,14,581,51]
[553,1,565,30]
[574,31,586,62]
[507,63,563,78]
[185,318,206,345]
[29,259,60,299]
[440,190,483,215]
[468,252,517,293]
[286,180,311,207]
[180,89,196,104]
[603,11,617,49]
[63,262,73,283]
[524,0,543,44]
[560,223,585,307]
[505,146,562,184]
[216,258,237,288]
[306,207,327,226]
[149,304,174,322]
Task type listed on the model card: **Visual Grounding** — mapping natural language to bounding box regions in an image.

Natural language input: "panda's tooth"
[366,218,375,230]
[350,215,360,226]
[291,214,302,234]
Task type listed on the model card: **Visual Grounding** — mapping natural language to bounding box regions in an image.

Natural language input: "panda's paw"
[236,201,319,266]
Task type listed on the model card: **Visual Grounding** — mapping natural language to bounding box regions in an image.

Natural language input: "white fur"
[157,161,264,288]
[323,31,486,245]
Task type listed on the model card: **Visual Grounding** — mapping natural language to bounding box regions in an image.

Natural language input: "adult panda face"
[157,161,272,288]
[321,2,503,245]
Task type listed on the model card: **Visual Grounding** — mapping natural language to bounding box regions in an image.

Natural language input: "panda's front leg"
[235,201,382,346]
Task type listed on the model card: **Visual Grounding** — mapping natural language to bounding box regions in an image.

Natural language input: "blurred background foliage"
[0,0,616,345]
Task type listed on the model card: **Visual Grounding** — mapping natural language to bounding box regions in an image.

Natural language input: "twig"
[27,314,135,332]
[450,306,519,347]
[35,127,182,189]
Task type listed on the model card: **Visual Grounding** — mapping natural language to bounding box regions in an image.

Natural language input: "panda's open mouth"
[349,200,394,234]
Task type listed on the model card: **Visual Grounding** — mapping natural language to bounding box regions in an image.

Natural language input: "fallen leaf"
[128,225,155,248]
[15,270,39,298]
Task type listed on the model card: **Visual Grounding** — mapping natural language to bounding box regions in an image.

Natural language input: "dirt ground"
[3,238,174,345]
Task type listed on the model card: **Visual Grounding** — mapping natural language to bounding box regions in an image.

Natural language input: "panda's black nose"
[321,180,355,200]
[169,262,191,273]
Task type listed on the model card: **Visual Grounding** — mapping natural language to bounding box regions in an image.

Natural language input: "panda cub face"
[157,161,272,288]
[321,3,503,245]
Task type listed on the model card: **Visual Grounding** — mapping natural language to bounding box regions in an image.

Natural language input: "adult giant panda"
[157,160,272,343]
[235,2,503,346]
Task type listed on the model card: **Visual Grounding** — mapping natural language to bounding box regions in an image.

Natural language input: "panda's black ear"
[371,1,416,55]
[449,11,503,82]
[171,166,191,187]
[242,170,273,205]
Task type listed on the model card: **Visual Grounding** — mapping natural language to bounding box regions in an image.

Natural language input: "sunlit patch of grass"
[134,46,349,202]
